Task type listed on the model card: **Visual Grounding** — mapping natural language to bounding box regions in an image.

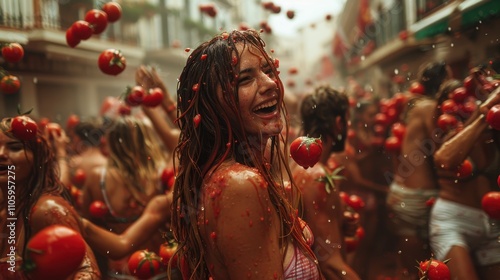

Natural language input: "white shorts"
[429,198,500,266]
[386,181,438,237]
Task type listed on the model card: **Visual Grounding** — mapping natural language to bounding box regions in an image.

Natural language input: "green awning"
[414,1,500,40]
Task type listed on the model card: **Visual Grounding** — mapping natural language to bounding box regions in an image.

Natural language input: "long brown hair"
[172,29,317,279]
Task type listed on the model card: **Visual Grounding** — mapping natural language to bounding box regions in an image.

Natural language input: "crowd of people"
[1,29,500,280]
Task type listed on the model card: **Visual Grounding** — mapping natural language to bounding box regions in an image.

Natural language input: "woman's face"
[232,44,283,138]
[0,132,34,187]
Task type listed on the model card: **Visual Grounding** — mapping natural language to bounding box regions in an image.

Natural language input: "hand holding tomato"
[290,136,323,169]
[24,225,87,280]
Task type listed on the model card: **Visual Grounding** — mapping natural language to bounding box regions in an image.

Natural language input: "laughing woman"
[171,29,322,279]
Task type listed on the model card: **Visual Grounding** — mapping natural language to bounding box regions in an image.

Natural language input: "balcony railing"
[416,0,450,21]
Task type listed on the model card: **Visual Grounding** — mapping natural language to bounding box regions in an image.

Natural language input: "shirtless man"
[385,61,451,279]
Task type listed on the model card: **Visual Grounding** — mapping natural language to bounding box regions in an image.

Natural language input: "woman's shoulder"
[30,194,82,233]
[202,162,270,207]
[206,162,266,188]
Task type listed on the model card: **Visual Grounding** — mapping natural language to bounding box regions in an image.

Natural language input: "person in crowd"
[67,117,108,182]
[0,116,101,279]
[385,61,452,279]
[292,84,361,280]
[171,29,321,279]
[430,84,500,279]
[81,116,167,279]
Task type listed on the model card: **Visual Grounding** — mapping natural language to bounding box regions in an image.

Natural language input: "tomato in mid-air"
[409,81,425,95]
[10,115,38,141]
[66,27,81,48]
[481,191,500,220]
[66,114,80,131]
[418,258,450,280]
[456,159,473,179]
[70,20,93,40]
[98,49,126,76]
[290,136,323,169]
[1,42,24,63]
[128,250,163,279]
[71,168,87,187]
[89,200,109,219]
[84,9,108,34]
[0,75,21,94]
[384,136,402,154]
[102,2,122,23]
[24,225,87,280]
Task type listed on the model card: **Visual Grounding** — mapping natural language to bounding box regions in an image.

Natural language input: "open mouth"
[253,100,278,115]
[0,164,8,172]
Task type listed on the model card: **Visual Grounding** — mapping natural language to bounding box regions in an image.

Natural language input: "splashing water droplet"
[325,239,331,244]
[398,250,402,254]
[341,271,347,275]
[400,202,406,208]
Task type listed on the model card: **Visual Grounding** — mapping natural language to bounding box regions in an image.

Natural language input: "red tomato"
[25,225,86,280]
[437,113,458,131]
[70,185,82,204]
[347,194,365,211]
[142,87,164,107]
[128,250,163,279]
[440,99,458,115]
[344,236,359,253]
[482,191,500,220]
[390,122,406,140]
[374,113,390,127]
[102,2,122,22]
[65,27,81,48]
[10,115,38,141]
[1,43,24,63]
[497,174,500,188]
[451,87,468,103]
[161,167,175,190]
[290,136,323,169]
[89,200,109,219]
[418,259,450,280]
[118,103,132,115]
[463,75,476,95]
[126,86,145,106]
[409,81,425,95]
[456,159,473,179]
[70,20,93,40]
[159,240,179,267]
[66,114,80,131]
[486,104,500,130]
[398,30,408,40]
[98,49,126,76]
[384,136,401,154]
[84,9,108,34]
[71,168,87,186]
[339,191,349,205]
[193,114,201,128]
[38,117,50,130]
[0,75,21,94]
